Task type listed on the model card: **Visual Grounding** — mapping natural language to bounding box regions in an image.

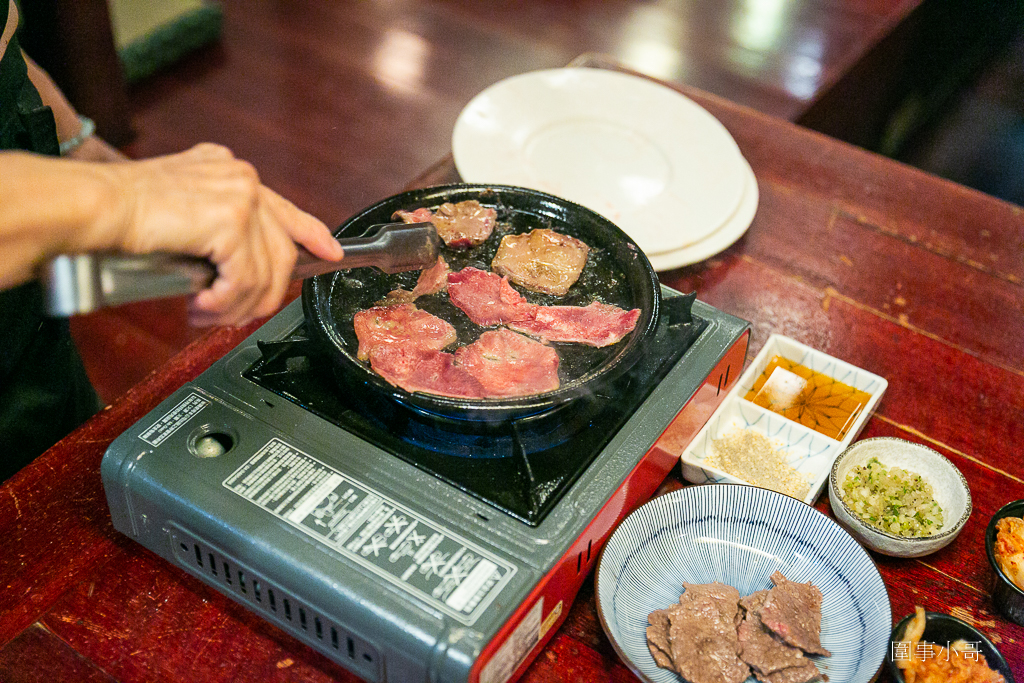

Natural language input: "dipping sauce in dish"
[745,355,872,440]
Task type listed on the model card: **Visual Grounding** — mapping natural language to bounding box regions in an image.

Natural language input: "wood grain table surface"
[1,59,1022,683]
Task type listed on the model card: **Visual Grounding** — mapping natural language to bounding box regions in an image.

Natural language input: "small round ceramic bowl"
[885,611,1014,683]
[985,499,1024,626]
[828,437,971,557]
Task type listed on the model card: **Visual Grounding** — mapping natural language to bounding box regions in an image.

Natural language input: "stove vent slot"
[169,528,381,682]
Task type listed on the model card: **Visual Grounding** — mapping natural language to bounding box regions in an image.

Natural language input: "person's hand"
[100,143,343,326]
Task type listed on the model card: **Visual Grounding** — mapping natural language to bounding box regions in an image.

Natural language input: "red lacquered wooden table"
[1,59,1022,682]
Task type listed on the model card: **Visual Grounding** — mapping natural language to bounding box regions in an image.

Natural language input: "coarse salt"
[704,428,811,500]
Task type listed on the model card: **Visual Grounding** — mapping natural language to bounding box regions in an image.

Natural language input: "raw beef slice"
[381,256,450,305]
[454,329,559,397]
[353,304,457,361]
[367,346,484,398]
[509,301,640,347]
[447,267,537,326]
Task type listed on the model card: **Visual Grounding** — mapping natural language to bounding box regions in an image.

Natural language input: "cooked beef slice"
[667,589,750,683]
[737,608,810,674]
[740,588,770,613]
[755,572,830,657]
[753,662,825,683]
[681,582,742,625]
[491,228,589,295]
[394,201,496,248]
[646,608,675,669]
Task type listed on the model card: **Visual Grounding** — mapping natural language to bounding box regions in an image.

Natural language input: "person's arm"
[0,144,344,326]
[22,51,126,162]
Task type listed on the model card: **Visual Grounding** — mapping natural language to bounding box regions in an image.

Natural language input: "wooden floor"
[66,0,1020,404]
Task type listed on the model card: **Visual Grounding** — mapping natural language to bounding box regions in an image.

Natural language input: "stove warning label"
[139,393,209,446]
[223,438,517,626]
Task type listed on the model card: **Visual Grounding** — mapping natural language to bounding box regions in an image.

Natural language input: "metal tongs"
[40,222,440,317]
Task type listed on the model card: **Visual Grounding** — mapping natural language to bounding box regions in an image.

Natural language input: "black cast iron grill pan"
[302,184,661,424]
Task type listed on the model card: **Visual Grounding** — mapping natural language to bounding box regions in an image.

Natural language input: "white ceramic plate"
[646,156,758,271]
[595,485,891,683]
[453,68,748,256]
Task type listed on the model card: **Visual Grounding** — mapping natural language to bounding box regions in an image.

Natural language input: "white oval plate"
[595,484,891,683]
[453,68,748,256]
[646,156,758,271]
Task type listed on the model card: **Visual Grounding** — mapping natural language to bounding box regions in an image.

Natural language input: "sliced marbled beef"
[353,303,457,361]
[447,267,537,326]
[454,329,559,397]
[394,200,496,248]
[754,572,831,657]
[412,255,451,296]
[491,228,590,295]
[447,267,639,346]
[367,346,484,398]
[509,301,640,347]
[381,256,451,305]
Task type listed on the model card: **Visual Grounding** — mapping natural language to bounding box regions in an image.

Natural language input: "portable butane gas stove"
[102,287,748,683]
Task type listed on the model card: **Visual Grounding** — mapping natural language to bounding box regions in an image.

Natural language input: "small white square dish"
[736,335,888,446]
[681,400,843,504]
[681,334,888,503]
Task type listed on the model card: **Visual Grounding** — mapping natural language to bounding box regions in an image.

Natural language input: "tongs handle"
[39,222,439,316]
[292,222,439,278]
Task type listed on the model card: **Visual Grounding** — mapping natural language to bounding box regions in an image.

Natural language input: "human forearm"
[0,151,122,289]
[0,144,343,326]
[22,52,81,145]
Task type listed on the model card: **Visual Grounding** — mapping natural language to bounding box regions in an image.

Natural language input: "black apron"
[0,5,100,482]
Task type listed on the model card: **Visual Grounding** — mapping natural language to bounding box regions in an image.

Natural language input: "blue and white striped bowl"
[595,484,890,683]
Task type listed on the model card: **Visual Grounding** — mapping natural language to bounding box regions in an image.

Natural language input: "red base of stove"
[470,329,749,683]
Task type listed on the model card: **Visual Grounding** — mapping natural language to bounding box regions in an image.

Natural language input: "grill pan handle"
[39,222,439,316]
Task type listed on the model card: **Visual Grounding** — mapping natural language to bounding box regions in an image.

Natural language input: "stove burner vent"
[169,526,381,680]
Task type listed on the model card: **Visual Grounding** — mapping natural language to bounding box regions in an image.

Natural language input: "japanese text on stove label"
[223,438,517,625]
[139,393,209,446]
[480,598,542,683]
